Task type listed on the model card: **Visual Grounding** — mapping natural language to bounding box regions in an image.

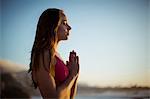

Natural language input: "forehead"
[60,11,67,20]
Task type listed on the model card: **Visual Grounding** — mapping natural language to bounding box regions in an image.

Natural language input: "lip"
[66,32,69,36]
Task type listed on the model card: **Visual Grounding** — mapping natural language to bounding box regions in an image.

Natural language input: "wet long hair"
[28,8,62,88]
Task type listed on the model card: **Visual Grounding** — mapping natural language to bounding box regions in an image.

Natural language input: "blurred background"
[0,0,150,99]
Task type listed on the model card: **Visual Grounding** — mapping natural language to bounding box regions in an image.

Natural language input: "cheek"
[57,25,65,33]
[57,26,66,37]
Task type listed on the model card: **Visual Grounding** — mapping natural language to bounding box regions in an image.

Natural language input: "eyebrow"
[63,20,67,21]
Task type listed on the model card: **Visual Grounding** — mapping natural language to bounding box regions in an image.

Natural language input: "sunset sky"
[1,0,150,87]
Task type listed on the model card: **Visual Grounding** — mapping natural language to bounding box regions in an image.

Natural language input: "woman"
[28,8,80,99]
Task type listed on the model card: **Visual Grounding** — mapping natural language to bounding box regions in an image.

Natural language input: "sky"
[1,0,150,87]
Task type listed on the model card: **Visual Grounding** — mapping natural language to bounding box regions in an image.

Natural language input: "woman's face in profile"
[57,12,71,41]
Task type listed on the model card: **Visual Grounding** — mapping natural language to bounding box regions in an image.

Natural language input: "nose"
[67,24,71,30]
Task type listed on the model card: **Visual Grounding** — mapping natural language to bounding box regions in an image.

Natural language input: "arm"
[35,66,77,99]
[68,50,80,99]
[35,65,57,99]
[70,75,78,99]
[34,50,78,99]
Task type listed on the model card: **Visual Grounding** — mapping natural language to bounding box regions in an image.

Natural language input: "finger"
[76,56,79,73]
[69,52,76,62]
[69,55,74,62]
[74,56,77,64]
[66,61,69,66]
[69,52,73,62]
[76,56,79,65]
[71,50,76,57]
[77,63,79,73]
[67,61,71,70]
[72,50,76,57]
[74,52,76,57]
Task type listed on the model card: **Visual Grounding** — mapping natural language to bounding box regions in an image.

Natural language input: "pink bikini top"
[54,55,69,86]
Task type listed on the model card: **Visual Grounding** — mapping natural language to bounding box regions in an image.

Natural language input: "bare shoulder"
[33,50,58,79]
[51,55,57,66]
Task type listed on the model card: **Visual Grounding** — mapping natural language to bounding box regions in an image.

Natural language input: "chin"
[65,36,69,40]
[65,37,68,40]
[61,37,68,41]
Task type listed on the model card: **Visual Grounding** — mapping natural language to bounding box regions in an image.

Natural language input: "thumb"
[66,61,69,66]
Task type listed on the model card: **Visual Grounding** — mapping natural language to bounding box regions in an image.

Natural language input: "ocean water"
[76,96,149,99]
[32,95,150,99]
[32,90,150,99]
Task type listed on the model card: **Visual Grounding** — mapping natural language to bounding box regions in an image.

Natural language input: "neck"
[54,41,59,53]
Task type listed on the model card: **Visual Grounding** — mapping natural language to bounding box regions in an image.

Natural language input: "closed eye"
[63,20,67,25]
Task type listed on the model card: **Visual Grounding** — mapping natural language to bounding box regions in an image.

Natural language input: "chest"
[54,56,69,85]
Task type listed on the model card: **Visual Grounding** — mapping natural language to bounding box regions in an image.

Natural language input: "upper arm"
[35,50,57,98]
[36,67,57,98]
